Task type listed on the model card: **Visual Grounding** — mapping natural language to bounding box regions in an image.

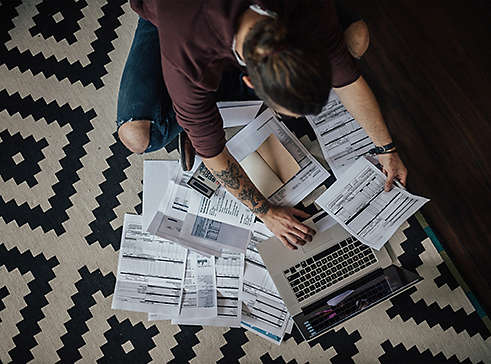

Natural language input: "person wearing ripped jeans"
[116,0,408,249]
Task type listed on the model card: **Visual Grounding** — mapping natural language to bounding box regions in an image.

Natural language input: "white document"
[111,214,187,318]
[306,90,375,177]
[217,100,263,128]
[177,252,217,319]
[160,251,244,327]
[187,187,255,230]
[147,179,253,256]
[239,222,291,344]
[242,223,282,302]
[315,157,430,250]
[227,109,331,206]
[241,295,291,341]
[142,160,179,232]
[241,320,284,345]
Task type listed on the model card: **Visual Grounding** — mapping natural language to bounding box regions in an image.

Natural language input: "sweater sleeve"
[162,59,226,159]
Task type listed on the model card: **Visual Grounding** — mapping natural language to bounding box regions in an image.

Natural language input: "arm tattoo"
[251,201,270,215]
[211,158,271,215]
[238,186,271,215]
[238,187,260,208]
[211,160,242,190]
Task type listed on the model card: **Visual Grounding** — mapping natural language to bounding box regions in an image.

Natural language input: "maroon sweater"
[130,0,360,157]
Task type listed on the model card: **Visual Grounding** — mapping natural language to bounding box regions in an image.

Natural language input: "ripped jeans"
[116,17,257,153]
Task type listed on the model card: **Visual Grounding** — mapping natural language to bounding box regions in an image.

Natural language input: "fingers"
[286,233,305,246]
[292,218,316,239]
[384,171,395,192]
[290,208,310,220]
[399,170,408,186]
[290,227,313,243]
[279,236,297,250]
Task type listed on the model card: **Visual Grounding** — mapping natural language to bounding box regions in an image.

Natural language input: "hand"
[260,206,316,250]
[377,152,408,191]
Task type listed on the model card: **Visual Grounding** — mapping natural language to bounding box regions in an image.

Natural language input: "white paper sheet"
[147,179,253,256]
[315,157,430,250]
[111,214,187,318]
[227,109,330,206]
[241,320,283,345]
[242,223,282,303]
[311,210,338,232]
[239,222,291,344]
[306,90,375,177]
[160,251,244,327]
[142,160,179,232]
[177,252,217,319]
[241,295,290,340]
[217,101,263,128]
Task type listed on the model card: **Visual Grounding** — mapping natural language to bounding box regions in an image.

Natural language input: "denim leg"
[116,17,182,153]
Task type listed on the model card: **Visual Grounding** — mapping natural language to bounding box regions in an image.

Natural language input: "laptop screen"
[294,266,421,341]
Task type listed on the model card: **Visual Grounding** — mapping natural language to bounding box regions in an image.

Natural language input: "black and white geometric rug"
[1,1,490,363]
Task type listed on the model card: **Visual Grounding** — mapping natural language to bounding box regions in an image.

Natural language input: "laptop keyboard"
[283,237,377,302]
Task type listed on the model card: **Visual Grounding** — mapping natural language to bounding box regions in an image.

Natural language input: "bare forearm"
[334,76,392,146]
[202,147,270,216]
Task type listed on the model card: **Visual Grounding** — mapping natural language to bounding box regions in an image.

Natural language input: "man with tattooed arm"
[116,0,408,249]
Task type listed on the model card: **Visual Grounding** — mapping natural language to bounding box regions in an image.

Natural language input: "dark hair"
[243,7,332,115]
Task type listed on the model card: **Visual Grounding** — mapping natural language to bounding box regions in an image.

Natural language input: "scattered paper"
[218,100,263,128]
[315,157,430,250]
[111,214,187,318]
[306,90,375,177]
[240,222,291,344]
[147,179,253,256]
[142,160,179,232]
[159,251,244,327]
[242,223,282,302]
[177,252,218,319]
[227,109,330,206]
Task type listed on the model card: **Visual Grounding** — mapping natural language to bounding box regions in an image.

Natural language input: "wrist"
[370,142,396,155]
[252,200,272,218]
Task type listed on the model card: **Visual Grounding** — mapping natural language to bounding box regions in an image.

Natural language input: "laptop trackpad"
[300,223,347,254]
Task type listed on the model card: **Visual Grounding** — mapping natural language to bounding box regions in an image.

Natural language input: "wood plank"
[347,0,491,312]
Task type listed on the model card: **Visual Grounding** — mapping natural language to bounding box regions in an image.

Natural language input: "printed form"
[153,251,244,327]
[316,157,429,250]
[306,90,375,177]
[176,252,218,319]
[240,222,292,344]
[227,109,330,206]
[147,179,254,256]
[111,214,187,318]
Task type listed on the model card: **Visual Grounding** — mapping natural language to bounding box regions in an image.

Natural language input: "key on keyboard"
[283,237,377,302]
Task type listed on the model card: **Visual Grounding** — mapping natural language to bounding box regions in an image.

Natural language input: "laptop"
[257,218,422,341]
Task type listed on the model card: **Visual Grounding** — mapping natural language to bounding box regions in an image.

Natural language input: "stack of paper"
[111,107,332,343]
[112,102,429,345]
[112,214,293,343]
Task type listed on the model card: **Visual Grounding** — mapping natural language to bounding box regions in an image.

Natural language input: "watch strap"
[369,142,396,155]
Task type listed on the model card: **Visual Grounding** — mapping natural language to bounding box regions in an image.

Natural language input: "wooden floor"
[348,0,491,313]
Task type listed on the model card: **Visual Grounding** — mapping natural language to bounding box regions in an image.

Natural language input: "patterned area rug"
[1,1,490,363]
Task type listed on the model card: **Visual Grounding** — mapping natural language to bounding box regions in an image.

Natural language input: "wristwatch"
[369,142,396,155]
